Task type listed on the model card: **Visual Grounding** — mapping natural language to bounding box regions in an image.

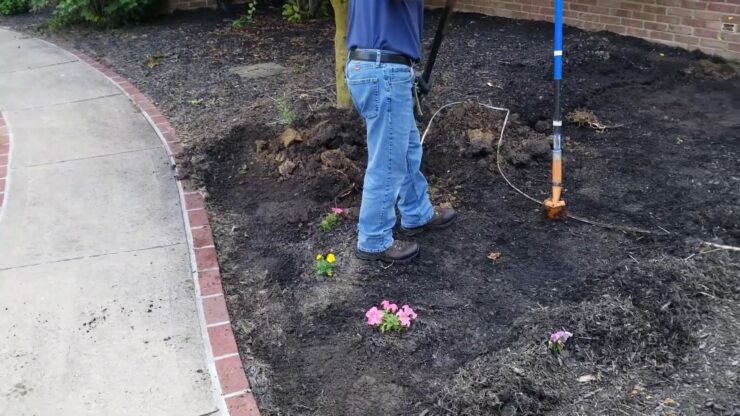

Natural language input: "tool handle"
[421,0,457,89]
[554,0,563,82]
[552,0,564,152]
[549,0,565,205]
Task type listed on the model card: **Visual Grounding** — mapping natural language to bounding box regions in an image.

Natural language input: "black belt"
[349,49,413,67]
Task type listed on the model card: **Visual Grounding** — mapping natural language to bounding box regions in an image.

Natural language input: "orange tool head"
[544,198,567,220]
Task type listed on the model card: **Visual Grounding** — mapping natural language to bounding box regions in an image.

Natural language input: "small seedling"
[548,329,573,355]
[189,98,204,106]
[366,301,418,333]
[275,97,294,125]
[319,212,339,232]
[313,253,336,277]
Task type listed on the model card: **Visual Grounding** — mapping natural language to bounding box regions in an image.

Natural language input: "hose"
[420,101,663,235]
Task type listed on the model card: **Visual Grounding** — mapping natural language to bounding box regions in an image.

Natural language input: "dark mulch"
[4,7,739,416]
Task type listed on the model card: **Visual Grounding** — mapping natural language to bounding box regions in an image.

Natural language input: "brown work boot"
[355,240,419,263]
[400,207,457,236]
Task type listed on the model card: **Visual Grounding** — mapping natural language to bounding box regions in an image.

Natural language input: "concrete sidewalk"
[0,29,219,415]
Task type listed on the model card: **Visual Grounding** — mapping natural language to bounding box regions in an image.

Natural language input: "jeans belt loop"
[375,50,381,67]
[346,49,352,76]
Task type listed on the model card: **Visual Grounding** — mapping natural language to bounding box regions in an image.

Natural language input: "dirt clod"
[522,138,551,158]
[319,148,352,170]
[319,148,364,184]
[280,128,302,148]
[255,140,268,152]
[534,120,550,133]
[278,160,297,176]
[465,128,495,155]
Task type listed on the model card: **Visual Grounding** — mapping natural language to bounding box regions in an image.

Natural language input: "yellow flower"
[327,253,336,263]
[316,254,323,260]
[327,271,333,276]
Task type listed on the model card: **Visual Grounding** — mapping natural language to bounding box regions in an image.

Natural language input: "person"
[345,0,456,263]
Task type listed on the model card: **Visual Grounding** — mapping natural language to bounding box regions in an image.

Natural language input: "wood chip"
[487,251,502,261]
[577,374,598,383]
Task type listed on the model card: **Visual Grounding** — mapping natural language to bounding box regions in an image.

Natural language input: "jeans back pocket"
[346,77,380,120]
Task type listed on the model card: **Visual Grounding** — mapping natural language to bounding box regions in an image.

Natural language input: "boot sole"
[355,248,419,264]
[400,214,458,236]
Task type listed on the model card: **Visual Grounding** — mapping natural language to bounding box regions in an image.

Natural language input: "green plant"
[232,0,256,28]
[319,212,339,232]
[275,97,294,125]
[281,0,303,23]
[378,310,403,332]
[189,98,203,106]
[282,0,328,23]
[29,0,49,12]
[43,0,158,27]
[365,301,418,333]
[313,253,336,277]
[548,330,573,355]
[0,0,29,15]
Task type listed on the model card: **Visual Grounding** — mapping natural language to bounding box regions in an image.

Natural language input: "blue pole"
[548,0,566,211]
[553,0,563,154]
[554,0,563,81]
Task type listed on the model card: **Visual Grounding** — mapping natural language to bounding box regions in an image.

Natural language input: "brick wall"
[169,0,217,11]
[427,0,740,60]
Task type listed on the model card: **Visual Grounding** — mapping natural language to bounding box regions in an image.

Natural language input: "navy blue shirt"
[347,0,424,61]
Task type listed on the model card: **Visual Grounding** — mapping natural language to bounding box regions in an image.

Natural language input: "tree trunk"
[330,0,351,108]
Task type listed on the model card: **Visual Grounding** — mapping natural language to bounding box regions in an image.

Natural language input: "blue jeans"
[345,54,434,253]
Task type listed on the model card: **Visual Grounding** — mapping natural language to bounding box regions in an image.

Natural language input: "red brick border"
[0,112,9,214]
[67,49,261,416]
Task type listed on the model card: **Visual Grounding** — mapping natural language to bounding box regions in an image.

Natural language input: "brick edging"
[0,112,9,218]
[67,49,260,416]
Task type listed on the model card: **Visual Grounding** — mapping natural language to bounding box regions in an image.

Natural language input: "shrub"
[31,0,161,27]
[0,0,30,15]
[282,0,327,23]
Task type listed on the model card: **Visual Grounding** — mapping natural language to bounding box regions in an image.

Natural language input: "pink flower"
[381,300,398,313]
[365,307,383,326]
[331,207,344,215]
[400,305,417,320]
[396,305,417,328]
[398,314,412,327]
[550,330,573,344]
